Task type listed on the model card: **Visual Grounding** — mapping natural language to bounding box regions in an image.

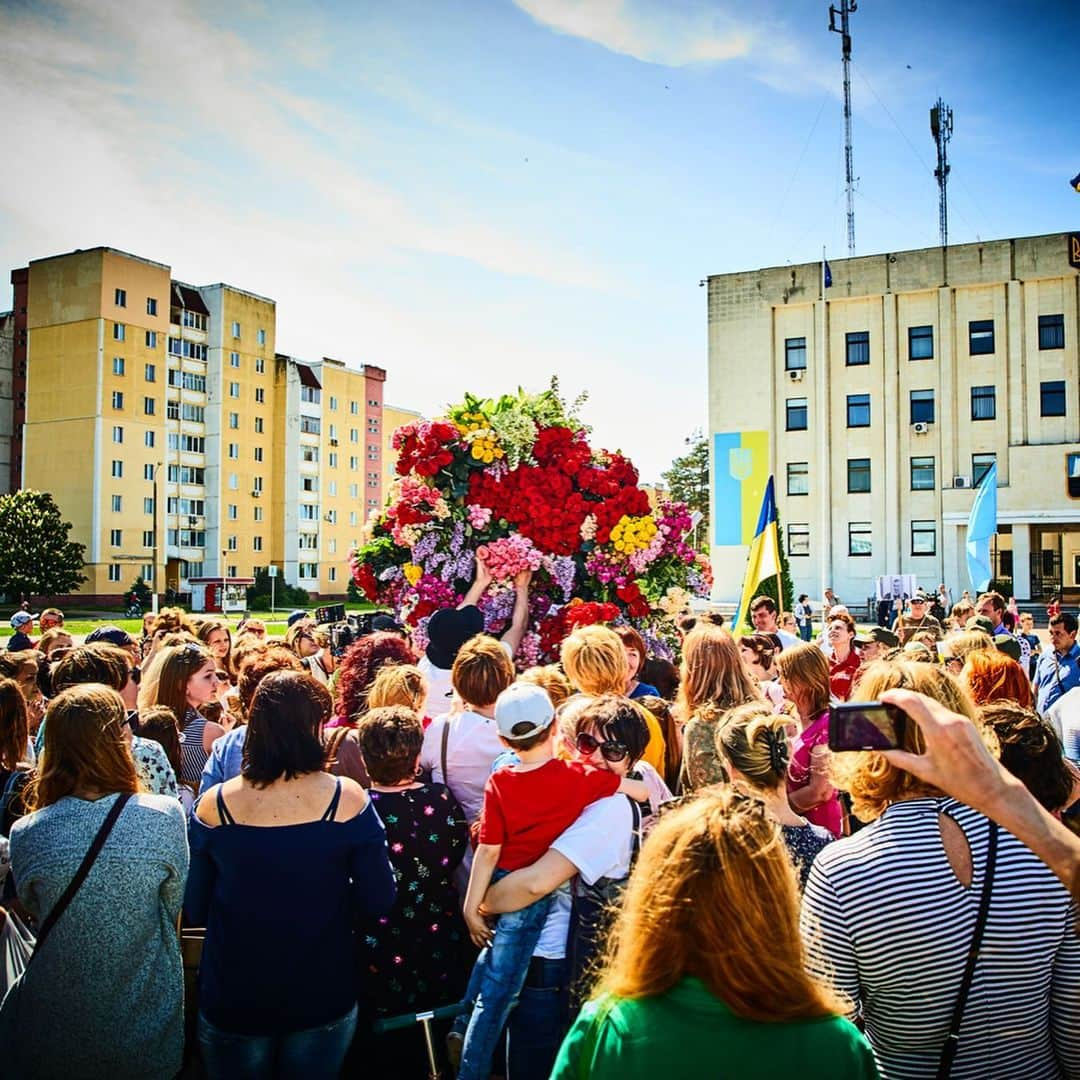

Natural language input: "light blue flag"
[966,462,997,591]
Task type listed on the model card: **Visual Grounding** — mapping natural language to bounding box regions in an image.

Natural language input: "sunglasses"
[575,731,629,763]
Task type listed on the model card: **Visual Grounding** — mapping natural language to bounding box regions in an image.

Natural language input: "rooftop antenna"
[829,0,857,257]
[930,98,953,248]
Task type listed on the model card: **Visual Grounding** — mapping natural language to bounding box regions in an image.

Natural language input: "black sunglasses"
[575,731,629,763]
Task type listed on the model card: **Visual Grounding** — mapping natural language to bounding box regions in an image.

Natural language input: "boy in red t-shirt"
[454,682,647,1080]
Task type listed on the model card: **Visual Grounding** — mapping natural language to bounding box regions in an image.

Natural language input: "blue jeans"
[506,956,569,1080]
[198,1004,357,1079]
[799,622,813,641]
[455,876,553,1080]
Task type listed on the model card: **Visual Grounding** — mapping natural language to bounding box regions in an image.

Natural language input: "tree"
[246,567,311,611]
[661,432,709,551]
[743,504,797,629]
[0,490,87,602]
[126,577,152,607]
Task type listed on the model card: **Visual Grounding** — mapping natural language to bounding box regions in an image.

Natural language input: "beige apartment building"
[707,231,1080,605]
[10,246,393,603]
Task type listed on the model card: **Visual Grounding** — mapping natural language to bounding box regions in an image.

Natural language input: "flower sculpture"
[350,381,709,664]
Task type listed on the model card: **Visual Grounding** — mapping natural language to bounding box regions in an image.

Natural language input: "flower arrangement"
[350,379,709,664]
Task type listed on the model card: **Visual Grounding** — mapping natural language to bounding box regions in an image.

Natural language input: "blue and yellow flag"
[966,461,997,592]
[1070,172,1080,193]
[733,475,781,636]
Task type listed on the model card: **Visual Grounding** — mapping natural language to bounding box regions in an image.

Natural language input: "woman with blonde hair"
[675,624,762,792]
[940,629,994,679]
[518,664,574,712]
[551,788,875,1078]
[560,625,666,773]
[803,661,1080,1079]
[366,662,428,714]
[0,684,188,1077]
[775,642,841,836]
[716,702,832,887]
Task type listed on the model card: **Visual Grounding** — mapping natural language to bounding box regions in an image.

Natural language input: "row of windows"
[110,495,156,514]
[167,338,208,361]
[786,380,1067,430]
[113,359,157,380]
[225,504,265,522]
[167,370,207,392]
[109,529,157,548]
[110,392,157,415]
[783,314,1066,372]
[787,521,938,559]
[326,398,371,414]
[168,402,205,423]
[107,563,155,583]
[229,352,267,374]
[114,290,157,317]
[227,383,265,404]
[226,443,265,462]
[229,413,264,434]
[786,453,998,496]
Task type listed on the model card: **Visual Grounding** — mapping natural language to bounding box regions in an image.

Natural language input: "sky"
[1,0,1078,483]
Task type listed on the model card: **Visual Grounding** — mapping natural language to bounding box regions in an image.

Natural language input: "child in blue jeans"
[452,683,648,1079]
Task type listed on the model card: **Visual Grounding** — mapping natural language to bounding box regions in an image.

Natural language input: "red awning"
[297,364,321,389]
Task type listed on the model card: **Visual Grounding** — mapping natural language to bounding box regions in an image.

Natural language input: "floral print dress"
[358,783,470,1017]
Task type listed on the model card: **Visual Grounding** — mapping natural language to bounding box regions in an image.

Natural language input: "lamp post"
[151,462,163,615]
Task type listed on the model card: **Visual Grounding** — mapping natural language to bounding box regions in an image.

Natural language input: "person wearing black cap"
[893,594,942,646]
[419,557,531,720]
[853,626,900,665]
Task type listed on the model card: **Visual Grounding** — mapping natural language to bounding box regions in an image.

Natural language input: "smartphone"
[828,701,907,752]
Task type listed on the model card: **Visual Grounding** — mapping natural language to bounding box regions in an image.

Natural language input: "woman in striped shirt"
[801,661,1080,1080]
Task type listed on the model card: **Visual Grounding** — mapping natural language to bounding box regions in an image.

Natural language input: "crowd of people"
[0,579,1078,1079]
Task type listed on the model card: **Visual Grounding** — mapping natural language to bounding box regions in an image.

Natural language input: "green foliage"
[745,504,797,628]
[661,433,709,551]
[246,567,312,610]
[0,490,87,601]
[126,577,152,606]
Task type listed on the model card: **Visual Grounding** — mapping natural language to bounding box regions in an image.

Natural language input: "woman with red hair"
[961,649,1033,709]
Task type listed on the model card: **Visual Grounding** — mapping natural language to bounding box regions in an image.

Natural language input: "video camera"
[313,604,399,658]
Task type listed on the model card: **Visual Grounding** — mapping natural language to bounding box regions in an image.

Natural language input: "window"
[845,330,870,366]
[908,324,934,360]
[349,483,359,499]
[112,390,124,409]
[168,434,205,453]
[302,446,320,463]
[301,385,321,404]
[910,389,935,424]
[145,430,155,448]
[254,506,263,522]
[228,443,239,459]
[367,419,379,433]
[349,511,358,526]
[252,476,263,493]
[328,539,337,554]
[229,412,239,430]
[168,465,206,484]
[181,560,204,579]
[1038,314,1064,350]
[847,458,871,493]
[253,536,263,552]
[787,524,810,557]
[969,319,994,355]
[169,403,205,423]
[329,396,338,411]
[231,320,241,338]
[786,397,808,431]
[146,297,157,316]
[108,564,121,582]
[1041,380,1066,417]
[255,388,264,404]
[111,459,123,478]
[368,444,379,455]
[349,455,358,470]
[143,497,155,514]
[168,498,205,515]
[326,509,338,524]
[113,323,125,341]
[145,331,157,348]
[368,398,380,408]
[846,393,870,428]
[911,456,936,490]
[138,463,151,481]
[1069,453,1080,499]
[971,385,996,420]
[254,417,263,434]
[327,480,337,497]
[327,452,338,468]
[787,462,809,496]
[784,337,807,371]
[113,357,125,376]
[254,447,263,462]
[142,531,154,548]
[972,453,997,487]
[350,428,359,443]
[848,522,872,557]
[255,358,264,374]
[112,425,123,443]
[228,473,239,490]
[299,563,318,579]
[228,504,238,520]
[180,310,207,331]
[328,566,337,582]
[144,362,156,382]
[110,529,122,546]
[229,382,240,398]
[350,401,358,415]
[142,565,154,583]
[300,504,318,521]
[166,338,207,361]
[143,396,155,416]
[257,328,266,346]
[302,476,318,493]
[230,351,240,368]
[300,416,321,435]
[167,370,206,392]
[227,536,238,552]
[911,520,937,556]
[111,495,122,512]
[114,288,126,307]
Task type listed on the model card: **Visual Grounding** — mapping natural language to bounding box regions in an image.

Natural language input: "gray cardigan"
[0,792,189,1079]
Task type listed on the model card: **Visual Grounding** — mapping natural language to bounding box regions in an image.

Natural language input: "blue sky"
[1,0,1077,482]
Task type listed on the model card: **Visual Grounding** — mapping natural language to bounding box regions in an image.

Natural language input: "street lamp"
[151,462,163,615]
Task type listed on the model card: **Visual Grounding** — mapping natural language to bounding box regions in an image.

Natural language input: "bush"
[246,568,311,610]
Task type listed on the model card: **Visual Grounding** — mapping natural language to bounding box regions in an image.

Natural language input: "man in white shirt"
[749,594,800,650]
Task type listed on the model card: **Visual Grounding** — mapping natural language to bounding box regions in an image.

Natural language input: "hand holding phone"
[828,701,907,752]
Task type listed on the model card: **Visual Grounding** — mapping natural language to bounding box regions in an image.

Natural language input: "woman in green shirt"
[551,788,878,1080]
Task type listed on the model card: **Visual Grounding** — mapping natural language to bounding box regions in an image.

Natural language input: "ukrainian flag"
[712,431,770,547]
[965,461,997,592]
[732,475,781,637]
[1071,172,1080,193]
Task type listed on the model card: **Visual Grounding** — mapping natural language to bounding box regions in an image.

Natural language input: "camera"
[314,604,398,657]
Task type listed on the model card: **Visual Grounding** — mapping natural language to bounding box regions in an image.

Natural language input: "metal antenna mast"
[930,98,953,247]
[829,0,857,256]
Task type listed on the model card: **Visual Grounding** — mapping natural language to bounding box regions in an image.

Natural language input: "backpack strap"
[440,717,451,784]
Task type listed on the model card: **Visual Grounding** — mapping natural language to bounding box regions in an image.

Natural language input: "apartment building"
[707,231,1080,604]
[14,246,389,602]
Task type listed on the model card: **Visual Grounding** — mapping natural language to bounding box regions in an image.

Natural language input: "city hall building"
[707,231,1080,607]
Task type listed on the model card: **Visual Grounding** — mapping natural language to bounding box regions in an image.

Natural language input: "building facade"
[707,231,1080,605]
[14,246,391,603]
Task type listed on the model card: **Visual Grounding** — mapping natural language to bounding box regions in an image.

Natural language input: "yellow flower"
[403,563,423,586]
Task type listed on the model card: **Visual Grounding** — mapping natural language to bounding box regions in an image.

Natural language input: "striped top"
[179,709,209,788]
[800,797,1080,1080]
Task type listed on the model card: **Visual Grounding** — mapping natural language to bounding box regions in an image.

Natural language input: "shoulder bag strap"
[936,818,999,1080]
[440,717,451,784]
[29,792,132,963]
